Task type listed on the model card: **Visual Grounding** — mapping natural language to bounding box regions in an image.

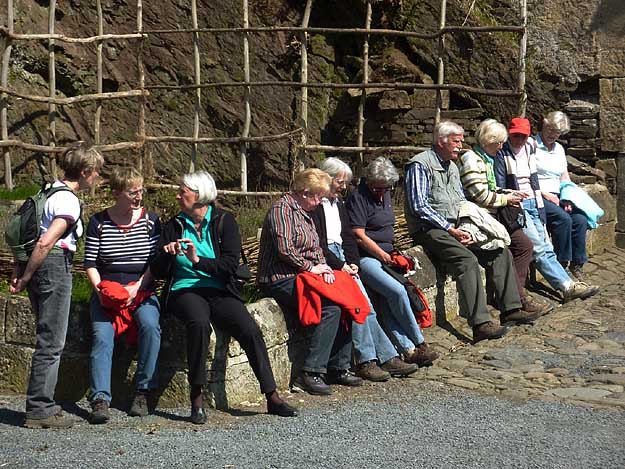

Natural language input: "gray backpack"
[5,183,79,262]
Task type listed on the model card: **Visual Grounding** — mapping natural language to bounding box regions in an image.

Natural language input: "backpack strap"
[44,183,81,239]
[217,210,247,264]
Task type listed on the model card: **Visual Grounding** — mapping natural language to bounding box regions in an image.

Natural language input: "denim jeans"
[327,243,398,365]
[25,251,73,419]
[544,198,588,265]
[89,293,161,403]
[358,256,425,354]
[265,276,351,373]
[522,198,572,291]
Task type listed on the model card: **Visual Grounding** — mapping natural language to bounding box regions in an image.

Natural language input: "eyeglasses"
[369,186,393,194]
[125,188,146,198]
[333,178,348,187]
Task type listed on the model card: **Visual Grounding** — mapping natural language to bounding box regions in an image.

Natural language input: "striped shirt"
[257,193,325,285]
[458,149,507,210]
[405,159,459,231]
[84,208,161,284]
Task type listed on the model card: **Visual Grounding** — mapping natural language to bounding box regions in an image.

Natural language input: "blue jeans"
[544,198,588,265]
[25,251,73,419]
[522,199,572,291]
[265,277,351,374]
[328,243,398,365]
[358,256,425,354]
[89,293,161,402]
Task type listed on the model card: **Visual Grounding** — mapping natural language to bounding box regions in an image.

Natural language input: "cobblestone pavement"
[418,246,625,409]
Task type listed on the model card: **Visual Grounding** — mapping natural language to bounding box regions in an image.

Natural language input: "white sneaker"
[562,281,599,303]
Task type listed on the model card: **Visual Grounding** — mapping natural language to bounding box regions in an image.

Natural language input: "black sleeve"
[310,205,344,271]
[338,201,360,268]
[193,211,240,280]
[149,217,177,280]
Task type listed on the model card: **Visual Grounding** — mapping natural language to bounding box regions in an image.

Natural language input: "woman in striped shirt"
[84,167,161,424]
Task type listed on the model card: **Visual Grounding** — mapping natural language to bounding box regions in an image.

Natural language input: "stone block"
[0,343,33,393]
[596,159,617,178]
[618,154,625,232]
[0,296,6,344]
[565,100,599,116]
[582,183,617,223]
[568,123,598,139]
[570,174,597,185]
[587,221,616,257]
[55,355,90,402]
[615,232,625,249]
[64,302,92,354]
[411,89,449,110]
[568,147,597,159]
[600,78,625,152]
[5,296,36,346]
[378,90,412,111]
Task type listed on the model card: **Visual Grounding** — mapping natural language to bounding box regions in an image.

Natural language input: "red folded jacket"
[98,280,153,346]
[295,270,370,327]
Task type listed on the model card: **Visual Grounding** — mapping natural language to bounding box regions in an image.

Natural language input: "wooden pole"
[435,0,447,126]
[517,0,527,117]
[190,0,201,173]
[1,0,14,189]
[240,0,251,192]
[48,0,57,180]
[356,0,372,176]
[137,0,146,173]
[95,0,103,146]
[298,0,313,180]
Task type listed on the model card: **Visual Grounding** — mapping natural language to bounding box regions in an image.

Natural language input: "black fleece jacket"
[150,206,243,306]
[310,198,361,270]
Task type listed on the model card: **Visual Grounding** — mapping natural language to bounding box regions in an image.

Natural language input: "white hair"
[364,157,399,185]
[543,111,570,135]
[434,120,464,143]
[316,157,353,181]
[181,170,217,204]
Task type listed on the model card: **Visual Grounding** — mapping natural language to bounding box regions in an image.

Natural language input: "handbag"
[496,205,525,233]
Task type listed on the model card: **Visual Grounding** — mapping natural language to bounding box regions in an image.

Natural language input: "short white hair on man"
[475,119,507,148]
[543,111,570,135]
[364,156,399,186]
[316,157,353,181]
[181,170,218,204]
[434,120,464,143]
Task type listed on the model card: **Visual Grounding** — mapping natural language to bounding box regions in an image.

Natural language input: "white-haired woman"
[346,157,438,366]
[457,119,551,319]
[151,171,297,424]
[313,158,418,381]
[535,111,589,280]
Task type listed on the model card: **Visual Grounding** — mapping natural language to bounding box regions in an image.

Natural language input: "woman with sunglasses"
[84,167,161,424]
[345,157,438,367]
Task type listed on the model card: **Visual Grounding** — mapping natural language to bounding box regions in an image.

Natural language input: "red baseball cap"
[508,117,531,136]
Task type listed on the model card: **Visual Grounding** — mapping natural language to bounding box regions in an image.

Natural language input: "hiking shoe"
[267,400,298,417]
[521,296,554,316]
[473,321,509,343]
[380,357,419,377]
[404,342,439,367]
[24,411,74,429]
[355,360,391,382]
[128,392,149,417]
[190,407,207,425]
[500,308,543,326]
[89,399,110,424]
[326,369,363,387]
[292,372,332,396]
[562,281,599,303]
[569,264,588,281]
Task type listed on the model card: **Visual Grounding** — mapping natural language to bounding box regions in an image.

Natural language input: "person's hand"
[124,282,140,306]
[310,263,333,276]
[348,263,359,275]
[506,193,524,207]
[449,227,474,246]
[562,200,573,212]
[543,192,559,205]
[163,241,179,255]
[341,263,356,275]
[380,251,392,265]
[177,238,199,264]
[10,277,28,294]
[322,271,336,284]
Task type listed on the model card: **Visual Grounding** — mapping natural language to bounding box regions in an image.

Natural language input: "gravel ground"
[1,380,624,469]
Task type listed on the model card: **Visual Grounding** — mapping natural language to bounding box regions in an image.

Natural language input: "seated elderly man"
[404,120,532,343]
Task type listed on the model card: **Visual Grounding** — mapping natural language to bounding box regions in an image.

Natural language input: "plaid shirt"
[257,193,325,285]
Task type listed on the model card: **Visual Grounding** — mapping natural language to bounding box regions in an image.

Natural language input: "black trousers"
[170,287,277,394]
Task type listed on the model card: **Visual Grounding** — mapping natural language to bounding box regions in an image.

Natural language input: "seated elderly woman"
[258,168,363,396]
[312,158,419,382]
[495,118,599,303]
[84,167,161,424]
[151,171,296,424]
[457,119,552,321]
[535,111,590,280]
[345,157,438,366]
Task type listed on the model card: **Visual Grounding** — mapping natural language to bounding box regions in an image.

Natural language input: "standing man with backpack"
[9,143,104,428]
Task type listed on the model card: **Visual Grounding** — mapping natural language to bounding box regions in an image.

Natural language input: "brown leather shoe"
[355,360,391,382]
[473,321,508,343]
[521,296,554,316]
[404,342,439,367]
[500,308,543,326]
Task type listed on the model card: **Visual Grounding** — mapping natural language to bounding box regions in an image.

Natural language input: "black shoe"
[326,369,363,387]
[89,399,110,425]
[128,391,149,417]
[267,400,298,417]
[291,372,333,396]
[190,407,207,425]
